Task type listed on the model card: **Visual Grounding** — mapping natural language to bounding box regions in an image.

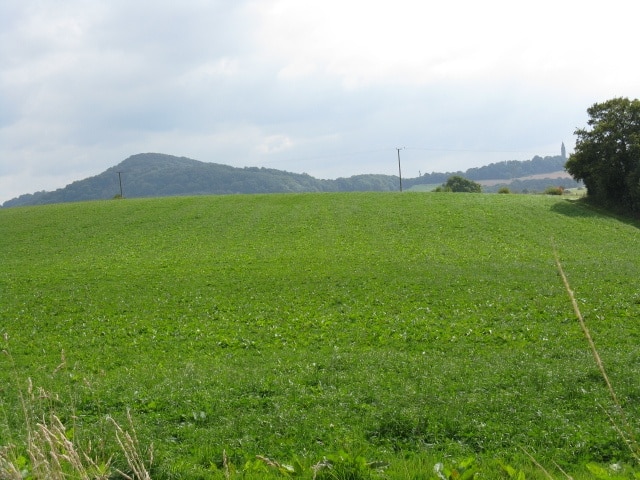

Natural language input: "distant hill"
[2,152,580,207]
[3,153,400,207]
[405,154,570,185]
[404,154,581,193]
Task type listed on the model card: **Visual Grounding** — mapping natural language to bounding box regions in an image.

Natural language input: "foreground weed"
[248,455,300,477]
[1,336,152,479]
[520,447,556,480]
[108,410,153,480]
[28,414,111,479]
[0,445,24,480]
[432,456,478,480]
[584,461,635,479]
[499,460,527,480]
[194,449,388,480]
[553,246,640,463]
[0,392,151,479]
[311,449,388,480]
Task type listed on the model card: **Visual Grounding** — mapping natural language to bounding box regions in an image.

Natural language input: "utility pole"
[396,147,404,192]
[117,171,124,198]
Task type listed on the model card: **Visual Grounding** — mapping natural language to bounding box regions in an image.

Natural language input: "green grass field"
[2,192,640,479]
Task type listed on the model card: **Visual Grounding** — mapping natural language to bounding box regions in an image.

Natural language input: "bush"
[544,186,564,195]
[437,176,482,193]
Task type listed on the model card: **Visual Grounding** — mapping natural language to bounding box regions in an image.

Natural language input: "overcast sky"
[2,0,639,202]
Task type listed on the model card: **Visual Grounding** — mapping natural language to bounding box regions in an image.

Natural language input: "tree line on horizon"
[411,154,567,185]
[3,153,577,207]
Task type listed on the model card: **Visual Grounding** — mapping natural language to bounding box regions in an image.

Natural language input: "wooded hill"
[2,153,579,207]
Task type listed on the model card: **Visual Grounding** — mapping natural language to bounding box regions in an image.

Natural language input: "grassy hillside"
[3,152,577,207]
[2,153,401,207]
[1,193,640,479]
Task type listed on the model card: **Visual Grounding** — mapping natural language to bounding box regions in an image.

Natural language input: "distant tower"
[561,142,567,160]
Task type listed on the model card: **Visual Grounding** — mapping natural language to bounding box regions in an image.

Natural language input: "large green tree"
[436,175,482,193]
[566,97,640,212]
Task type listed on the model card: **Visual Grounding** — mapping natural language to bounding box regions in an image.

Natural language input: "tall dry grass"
[553,248,640,463]
[1,334,152,479]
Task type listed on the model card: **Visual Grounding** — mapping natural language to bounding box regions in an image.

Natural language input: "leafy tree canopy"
[436,175,482,193]
[566,97,640,212]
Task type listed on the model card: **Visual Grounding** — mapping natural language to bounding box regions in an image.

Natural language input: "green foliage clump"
[435,175,482,193]
[498,186,511,194]
[566,97,640,212]
[544,186,564,195]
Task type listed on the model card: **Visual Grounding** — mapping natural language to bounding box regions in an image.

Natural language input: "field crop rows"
[1,192,640,479]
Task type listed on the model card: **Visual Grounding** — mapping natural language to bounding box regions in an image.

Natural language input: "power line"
[264,146,559,166]
[258,147,392,165]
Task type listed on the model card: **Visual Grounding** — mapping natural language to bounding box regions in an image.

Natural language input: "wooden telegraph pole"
[117,171,124,198]
[396,147,404,192]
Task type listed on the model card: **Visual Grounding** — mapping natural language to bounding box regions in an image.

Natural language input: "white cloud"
[2,0,640,203]
[252,0,640,93]
[257,134,294,154]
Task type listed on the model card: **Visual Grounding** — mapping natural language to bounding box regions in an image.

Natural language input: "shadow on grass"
[551,198,640,229]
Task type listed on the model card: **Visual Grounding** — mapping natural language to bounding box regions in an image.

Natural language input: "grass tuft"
[553,244,640,464]
[108,410,152,480]
[0,396,151,479]
[0,336,152,479]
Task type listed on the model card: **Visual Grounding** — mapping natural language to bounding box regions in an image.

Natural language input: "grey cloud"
[0,0,616,203]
